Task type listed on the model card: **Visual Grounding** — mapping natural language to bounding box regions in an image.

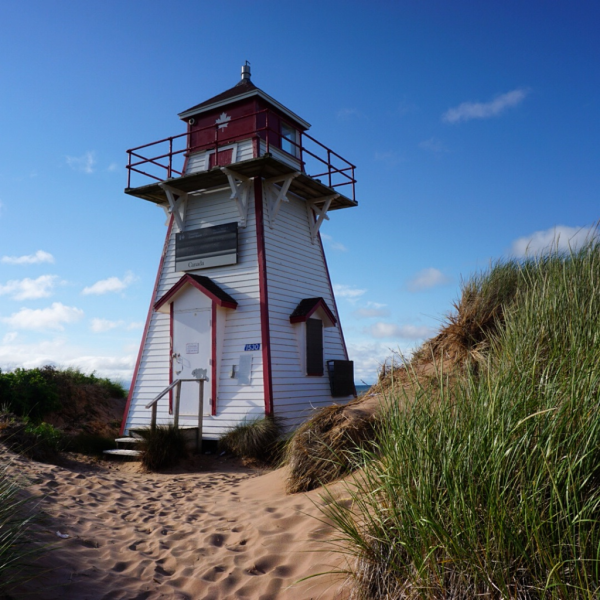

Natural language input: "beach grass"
[323,241,600,598]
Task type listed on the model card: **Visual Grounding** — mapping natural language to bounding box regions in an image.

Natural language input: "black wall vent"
[327,360,356,397]
[306,318,323,376]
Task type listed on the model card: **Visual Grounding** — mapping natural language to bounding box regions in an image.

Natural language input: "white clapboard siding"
[263,192,352,426]
[124,186,268,439]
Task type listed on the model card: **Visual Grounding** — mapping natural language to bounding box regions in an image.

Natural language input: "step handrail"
[144,377,207,450]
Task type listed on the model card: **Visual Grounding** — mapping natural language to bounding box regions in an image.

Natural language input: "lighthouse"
[120,65,358,439]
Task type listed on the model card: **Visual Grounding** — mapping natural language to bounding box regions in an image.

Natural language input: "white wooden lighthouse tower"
[121,65,358,439]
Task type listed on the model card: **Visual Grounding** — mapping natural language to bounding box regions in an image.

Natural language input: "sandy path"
[3,449,350,600]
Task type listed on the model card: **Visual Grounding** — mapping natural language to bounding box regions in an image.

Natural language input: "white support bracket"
[221,167,252,227]
[264,172,301,228]
[306,194,339,243]
[158,183,189,231]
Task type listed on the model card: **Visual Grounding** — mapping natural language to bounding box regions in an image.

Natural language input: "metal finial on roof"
[241,61,251,82]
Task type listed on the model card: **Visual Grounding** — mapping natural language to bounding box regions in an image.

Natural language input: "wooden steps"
[103,448,142,457]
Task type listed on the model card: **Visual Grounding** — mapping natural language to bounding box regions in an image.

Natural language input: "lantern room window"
[281,122,299,157]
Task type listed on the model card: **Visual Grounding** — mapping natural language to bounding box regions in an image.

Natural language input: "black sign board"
[176,223,238,272]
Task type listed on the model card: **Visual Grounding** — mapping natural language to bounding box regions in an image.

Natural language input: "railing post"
[327,149,332,188]
[127,152,131,188]
[151,402,157,432]
[168,138,173,179]
[174,380,181,430]
[265,112,270,154]
[196,379,204,452]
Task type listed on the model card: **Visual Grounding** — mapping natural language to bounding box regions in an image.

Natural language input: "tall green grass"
[324,243,600,598]
[0,463,37,594]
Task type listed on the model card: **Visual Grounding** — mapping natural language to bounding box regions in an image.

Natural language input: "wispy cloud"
[353,302,390,319]
[407,268,452,292]
[321,233,348,252]
[107,162,119,172]
[0,275,59,300]
[1,250,54,265]
[82,272,137,295]
[337,108,363,120]
[2,302,84,331]
[365,322,435,340]
[510,225,597,257]
[419,137,447,153]
[374,151,405,167]
[333,283,366,302]
[443,88,529,124]
[66,151,96,174]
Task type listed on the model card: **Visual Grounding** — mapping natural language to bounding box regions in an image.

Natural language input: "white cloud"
[3,332,18,344]
[365,322,435,340]
[407,268,451,292]
[321,233,348,252]
[333,283,367,302]
[353,302,390,319]
[374,151,405,167]
[510,225,597,257]
[91,318,144,333]
[346,342,413,384]
[1,250,55,265]
[0,338,135,383]
[107,162,119,172]
[419,137,446,153]
[90,318,121,333]
[0,275,59,300]
[82,271,137,295]
[443,88,529,124]
[2,302,84,331]
[66,151,96,174]
[337,108,363,120]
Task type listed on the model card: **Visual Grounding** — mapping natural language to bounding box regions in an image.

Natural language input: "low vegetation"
[138,425,188,471]
[219,415,283,463]
[0,366,126,423]
[323,241,600,598]
[0,461,38,596]
[285,400,377,493]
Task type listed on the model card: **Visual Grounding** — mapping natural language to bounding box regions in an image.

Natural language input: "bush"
[0,415,63,463]
[0,366,127,423]
[324,242,600,598]
[219,416,283,463]
[138,425,187,471]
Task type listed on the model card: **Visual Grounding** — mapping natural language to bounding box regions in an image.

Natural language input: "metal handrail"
[125,108,356,201]
[144,378,207,450]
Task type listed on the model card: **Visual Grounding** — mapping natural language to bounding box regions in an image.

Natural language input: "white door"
[172,307,211,416]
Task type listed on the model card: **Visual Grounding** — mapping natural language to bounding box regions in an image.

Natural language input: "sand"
[3,448,351,600]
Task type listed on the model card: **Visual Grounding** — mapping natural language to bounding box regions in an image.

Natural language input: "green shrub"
[219,416,283,463]
[324,242,600,598]
[0,416,63,463]
[138,425,187,471]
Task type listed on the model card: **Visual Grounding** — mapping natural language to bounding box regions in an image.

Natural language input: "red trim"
[289,298,337,326]
[154,273,238,311]
[254,177,274,415]
[318,231,349,361]
[211,302,217,415]
[169,302,174,414]
[120,216,174,435]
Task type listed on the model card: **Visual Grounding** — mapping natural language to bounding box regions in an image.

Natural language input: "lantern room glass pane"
[281,122,299,157]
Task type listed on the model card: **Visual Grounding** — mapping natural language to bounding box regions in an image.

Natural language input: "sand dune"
[3,448,350,599]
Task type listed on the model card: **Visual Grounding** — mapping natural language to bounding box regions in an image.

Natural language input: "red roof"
[154,274,238,312]
[289,297,337,326]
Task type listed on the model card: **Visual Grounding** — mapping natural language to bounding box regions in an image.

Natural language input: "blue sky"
[0,1,598,384]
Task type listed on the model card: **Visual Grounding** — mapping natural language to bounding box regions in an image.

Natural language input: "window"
[306,318,323,376]
[281,122,299,157]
